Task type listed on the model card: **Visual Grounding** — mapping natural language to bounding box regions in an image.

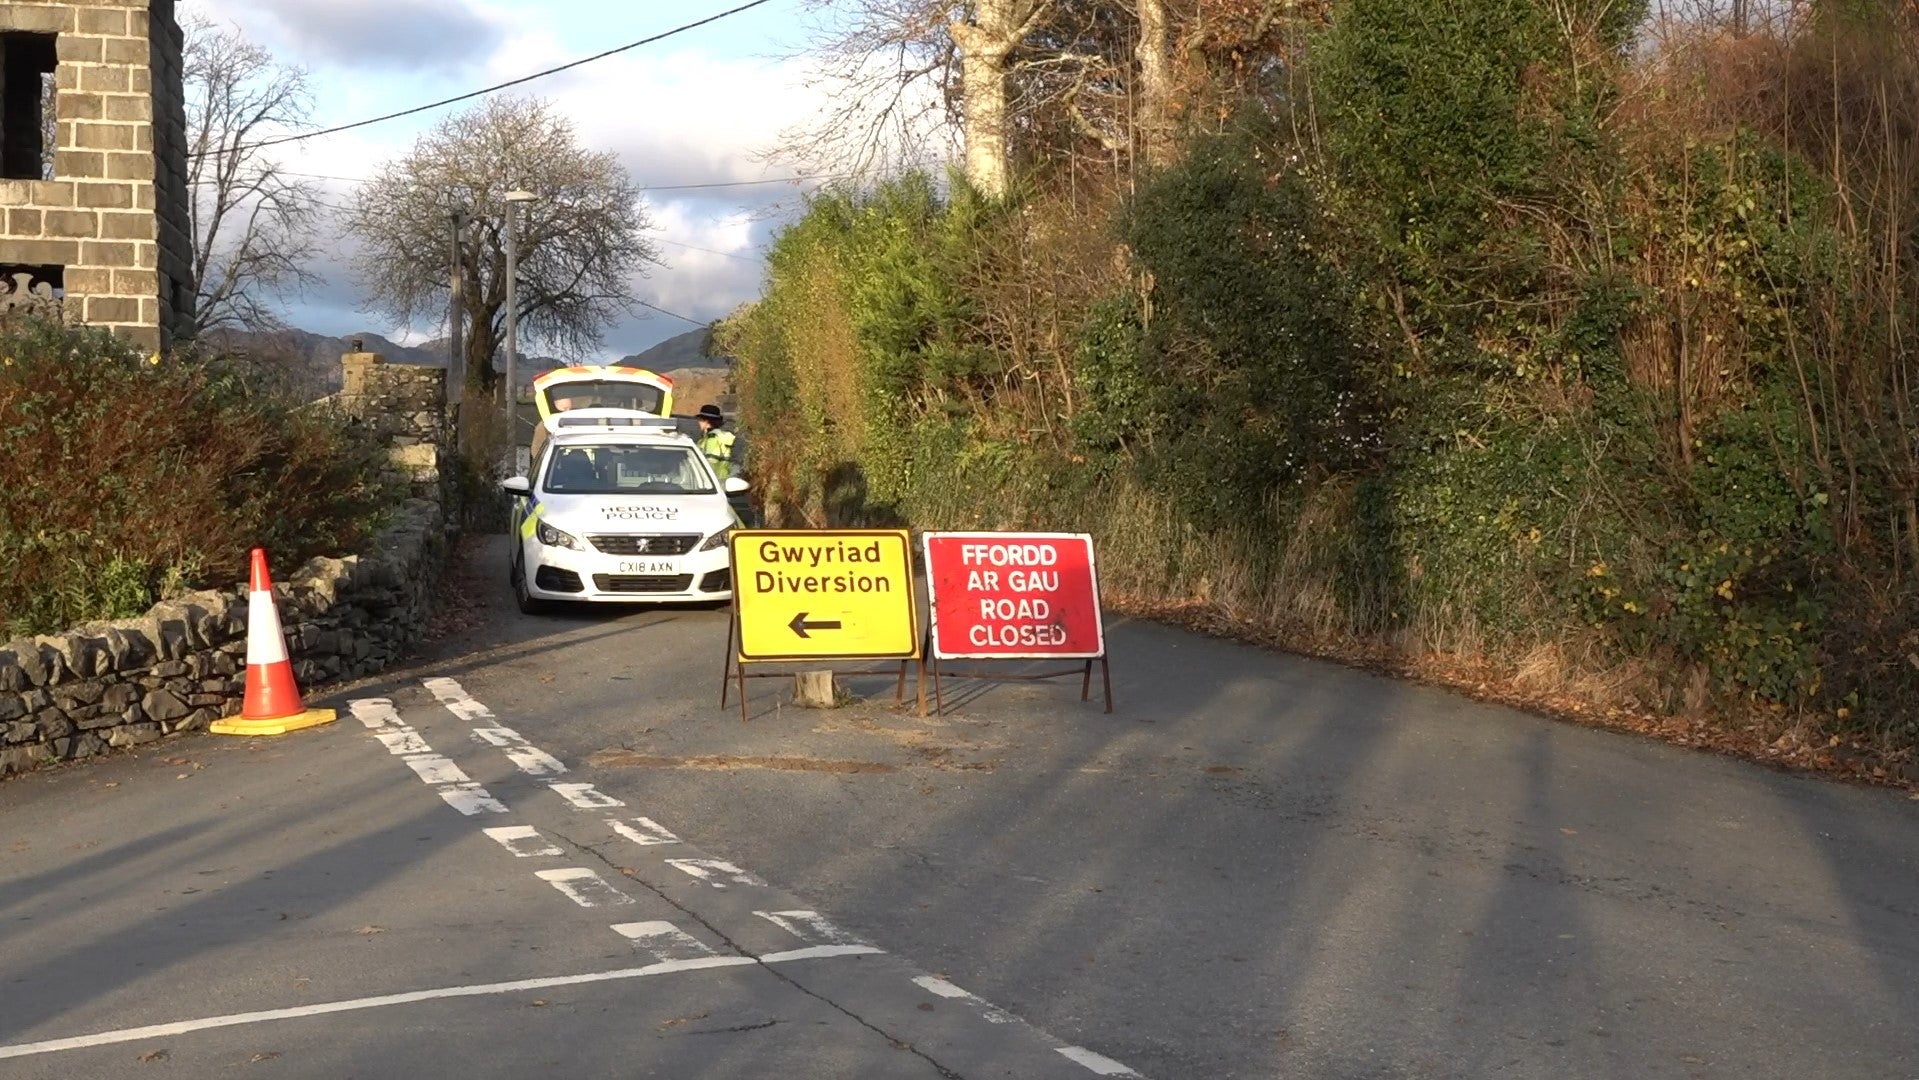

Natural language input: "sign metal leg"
[1081,659,1093,702]
[720,607,736,708]
[1101,654,1113,715]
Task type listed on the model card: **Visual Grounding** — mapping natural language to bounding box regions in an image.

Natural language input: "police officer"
[695,404,737,483]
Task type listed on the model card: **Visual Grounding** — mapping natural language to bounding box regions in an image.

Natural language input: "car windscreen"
[543,379,666,416]
[543,445,714,495]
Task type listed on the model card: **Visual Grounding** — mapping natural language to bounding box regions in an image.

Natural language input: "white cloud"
[177,0,954,356]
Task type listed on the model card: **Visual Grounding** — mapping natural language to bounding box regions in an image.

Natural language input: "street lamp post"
[503,189,540,442]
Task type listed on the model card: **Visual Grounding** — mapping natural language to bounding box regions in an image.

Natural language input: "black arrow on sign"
[788,612,843,638]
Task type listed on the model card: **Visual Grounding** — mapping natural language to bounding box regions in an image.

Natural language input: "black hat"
[696,404,724,425]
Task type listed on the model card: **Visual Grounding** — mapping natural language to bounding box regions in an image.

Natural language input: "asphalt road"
[2,535,1916,1079]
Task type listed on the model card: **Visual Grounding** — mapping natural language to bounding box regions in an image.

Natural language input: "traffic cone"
[210,549,338,736]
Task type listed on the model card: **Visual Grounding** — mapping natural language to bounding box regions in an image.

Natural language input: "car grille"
[588,534,700,556]
[534,567,584,593]
[698,569,731,593]
[592,574,695,594]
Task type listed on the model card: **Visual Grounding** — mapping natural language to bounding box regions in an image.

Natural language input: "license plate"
[618,560,675,573]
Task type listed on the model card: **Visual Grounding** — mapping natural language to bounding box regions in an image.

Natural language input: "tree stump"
[792,670,839,708]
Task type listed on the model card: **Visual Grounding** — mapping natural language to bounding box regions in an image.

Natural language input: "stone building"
[0,0,191,351]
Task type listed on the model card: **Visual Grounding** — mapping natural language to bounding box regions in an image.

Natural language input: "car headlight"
[535,520,582,550]
[699,526,732,552]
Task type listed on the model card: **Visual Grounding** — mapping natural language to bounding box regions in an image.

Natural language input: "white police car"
[501,410,747,613]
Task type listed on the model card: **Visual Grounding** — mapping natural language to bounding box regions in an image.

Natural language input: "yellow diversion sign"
[731,529,919,661]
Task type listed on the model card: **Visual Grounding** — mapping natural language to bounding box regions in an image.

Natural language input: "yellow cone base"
[210,707,339,737]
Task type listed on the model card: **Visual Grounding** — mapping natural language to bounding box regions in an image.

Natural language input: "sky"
[181,0,930,358]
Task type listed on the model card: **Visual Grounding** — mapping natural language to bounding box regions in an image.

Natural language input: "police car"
[501,409,747,613]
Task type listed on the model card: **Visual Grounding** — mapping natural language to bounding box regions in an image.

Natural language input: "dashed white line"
[436,783,508,816]
[666,858,765,889]
[755,910,865,946]
[549,782,624,809]
[535,867,635,908]
[348,699,403,729]
[754,910,883,961]
[374,729,431,755]
[610,921,725,962]
[501,746,567,777]
[422,676,495,723]
[401,754,470,786]
[761,943,885,962]
[1057,1046,1143,1076]
[482,825,563,858]
[911,974,1017,1024]
[913,975,975,1000]
[608,817,680,847]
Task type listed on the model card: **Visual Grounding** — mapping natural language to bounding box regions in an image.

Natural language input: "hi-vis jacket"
[698,428,737,480]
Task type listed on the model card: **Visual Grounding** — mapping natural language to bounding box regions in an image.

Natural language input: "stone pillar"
[336,351,457,512]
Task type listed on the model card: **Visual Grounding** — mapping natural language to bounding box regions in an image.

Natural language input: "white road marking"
[374,730,430,755]
[1057,1046,1142,1076]
[437,783,509,816]
[549,782,624,809]
[608,817,680,847]
[911,975,1017,1024]
[754,909,866,946]
[347,698,402,729]
[0,959,763,1060]
[610,921,723,962]
[426,686,565,776]
[666,859,765,889]
[501,746,567,777]
[535,867,635,908]
[482,826,563,858]
[912,975,974,1000]
[422,676,495,723]
[401,754,470,786]
[759,944,885,962]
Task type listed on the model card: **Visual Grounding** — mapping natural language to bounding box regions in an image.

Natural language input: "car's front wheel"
[511,548,552,616]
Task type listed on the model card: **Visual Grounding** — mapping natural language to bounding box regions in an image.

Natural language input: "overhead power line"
[277,168,928,194]
[653,236,764,263]
[637,300,713,327]
[192,0,776,160]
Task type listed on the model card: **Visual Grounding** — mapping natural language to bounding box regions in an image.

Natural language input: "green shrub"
[0,317,397,637]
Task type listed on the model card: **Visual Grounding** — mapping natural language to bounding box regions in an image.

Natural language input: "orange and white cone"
[210,549,337,736]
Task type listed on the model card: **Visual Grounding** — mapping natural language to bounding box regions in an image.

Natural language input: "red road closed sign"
[923,532,1105,660]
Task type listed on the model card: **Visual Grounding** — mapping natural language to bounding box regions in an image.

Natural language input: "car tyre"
[512,550,552,616]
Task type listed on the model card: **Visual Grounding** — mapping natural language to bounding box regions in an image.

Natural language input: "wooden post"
[792,670,838,708]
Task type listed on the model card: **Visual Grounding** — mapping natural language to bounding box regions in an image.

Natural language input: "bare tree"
[791,0,1061,197]
[346,97,660,397]
[790,1,1206,193]
[184,17,320,334]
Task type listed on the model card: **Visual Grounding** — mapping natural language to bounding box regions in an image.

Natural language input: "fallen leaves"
[248,1052,281,1064]
[353,925,385,935]
[137,1049,168,1063]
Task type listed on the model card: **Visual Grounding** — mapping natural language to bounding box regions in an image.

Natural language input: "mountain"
[205,327,570,399]
[200,328,440,399]
[621,327,727,370]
